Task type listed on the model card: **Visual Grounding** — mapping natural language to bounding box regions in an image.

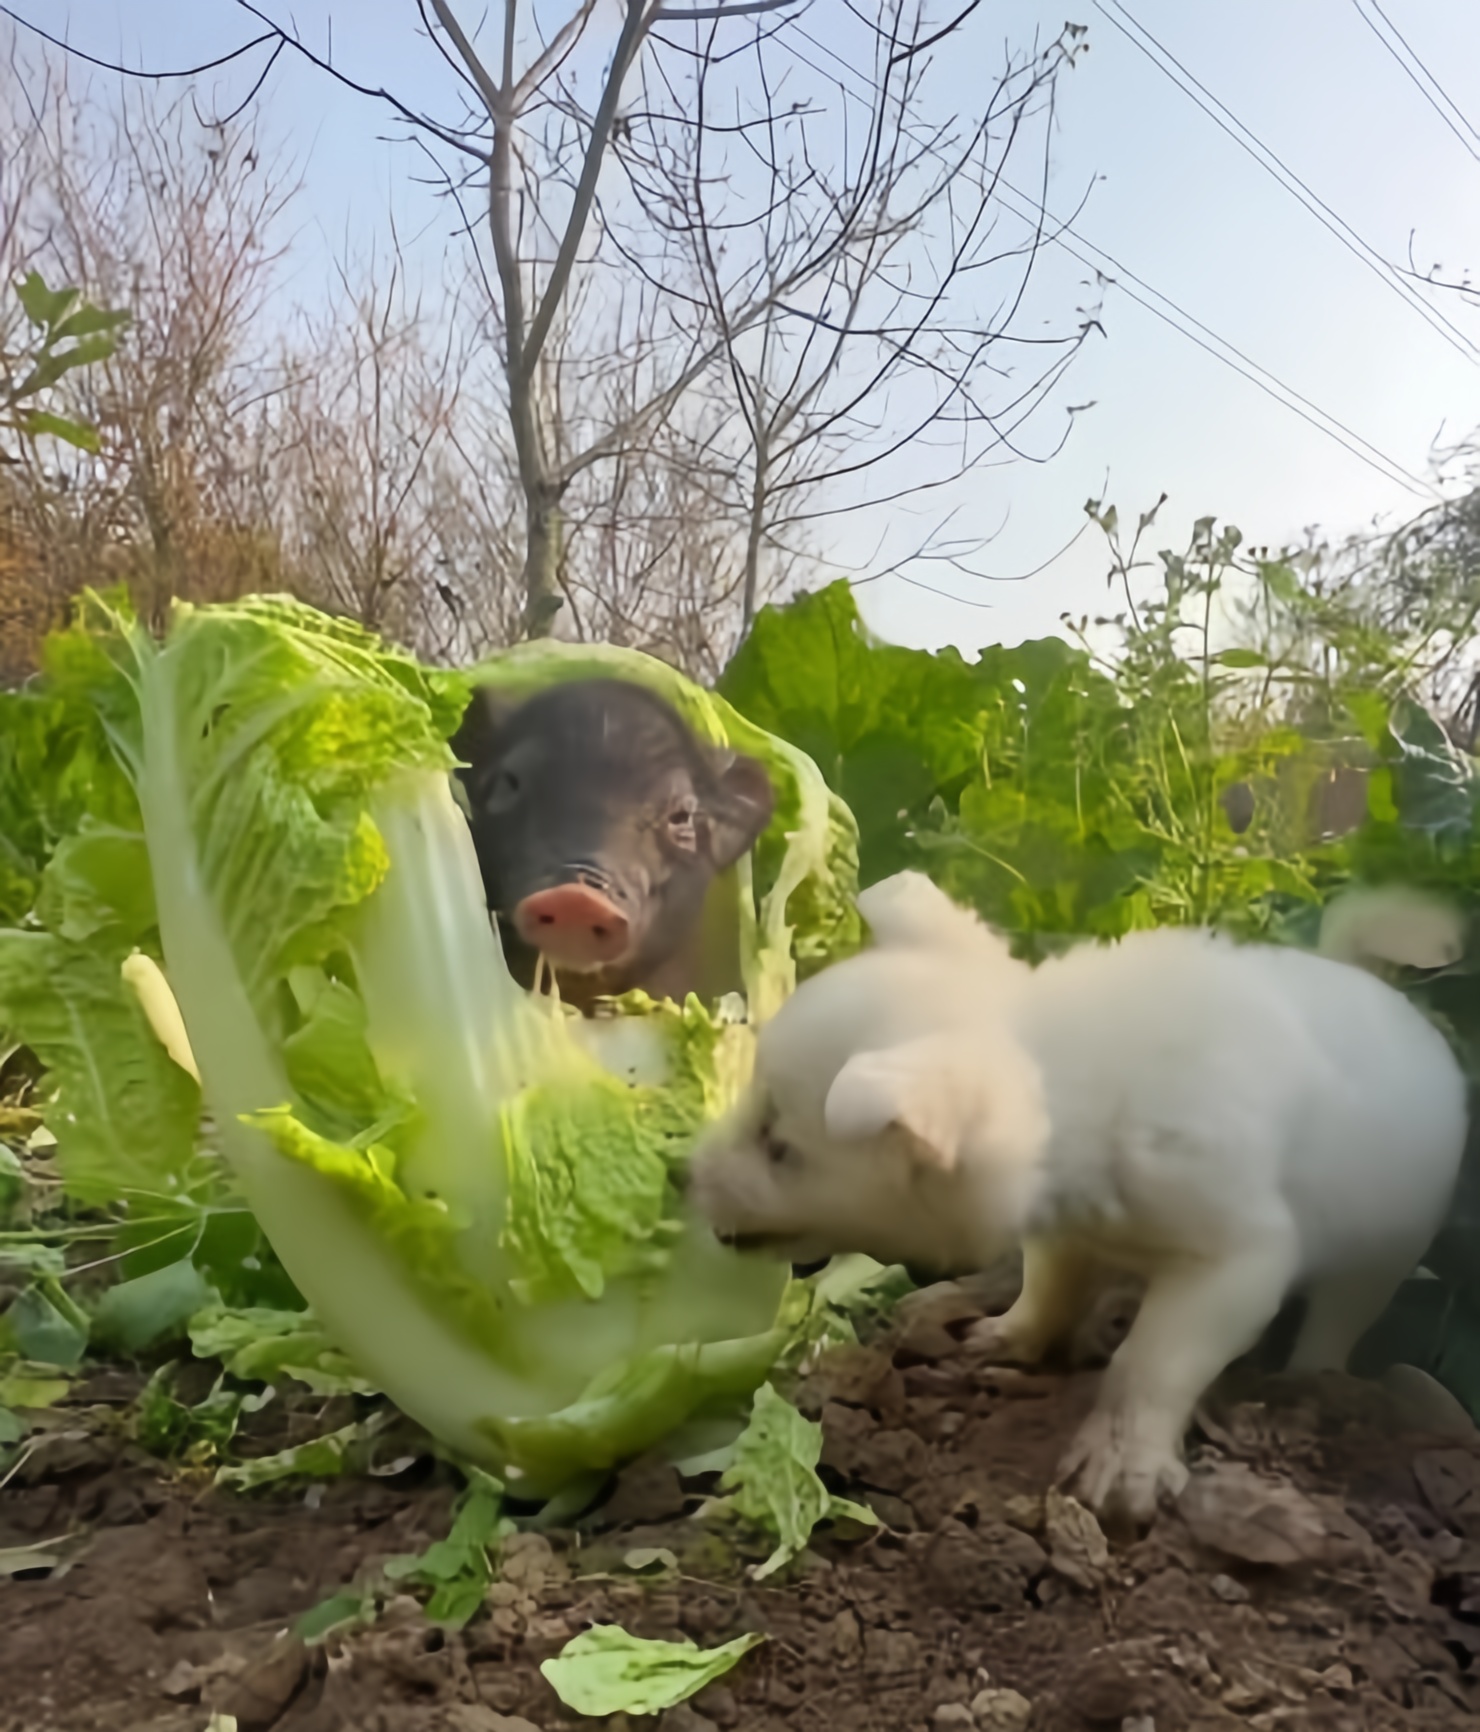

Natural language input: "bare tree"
[274,253,480,652]
[38,1,1089,651]
[189,0,805,639]
[630,10,1093,628]
[8,3,1095,674]
[0,28,775,681]
[0,48,302,642]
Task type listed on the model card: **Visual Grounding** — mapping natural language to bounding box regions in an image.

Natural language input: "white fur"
[690,873,1468,1524]
[1318,883,1465,971]
[856,871,1024,974]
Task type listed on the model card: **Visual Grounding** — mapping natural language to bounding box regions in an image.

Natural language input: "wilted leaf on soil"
[0,1369,70,1410]
[0,1530,90,1579]
[214,1412,390,1490]
[713,1381,876,1578]
[622,1547,678,1574]
[540,1625,766,1716]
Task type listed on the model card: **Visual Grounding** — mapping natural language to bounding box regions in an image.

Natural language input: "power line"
[1352,0,1480,160]
[995,184,1437,500]
[1097,0,1480,366]
[779,20,1439,499]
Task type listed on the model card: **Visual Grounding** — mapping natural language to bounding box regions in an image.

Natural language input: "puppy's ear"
[823,1040,968,1172]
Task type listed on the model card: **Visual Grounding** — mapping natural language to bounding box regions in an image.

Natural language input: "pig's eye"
[487,768,521,809]
[666,800,698,847]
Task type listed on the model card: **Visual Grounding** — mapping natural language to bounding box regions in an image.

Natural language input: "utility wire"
[785,20,1439,498]
[1097,0,1480,365]
[1351,0,1480,159]
[995,184,1436,500]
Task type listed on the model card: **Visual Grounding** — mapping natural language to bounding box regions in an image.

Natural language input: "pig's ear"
[705,750,776,869]
[450,687,520,764]
[823,1041,966,1173]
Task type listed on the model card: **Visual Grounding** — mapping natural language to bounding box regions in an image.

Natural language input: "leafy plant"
[382,1468,514,1627]
[1,272,130,456]
[0,590,860,1496]
[709,1381,875,1578]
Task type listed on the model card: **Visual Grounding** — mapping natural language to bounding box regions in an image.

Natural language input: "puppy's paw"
[963,1311,1049,1366]
[1058,1406,1188,1526]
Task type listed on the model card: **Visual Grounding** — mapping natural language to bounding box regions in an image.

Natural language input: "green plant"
[1,272,130,457]
[0,591,862,1495]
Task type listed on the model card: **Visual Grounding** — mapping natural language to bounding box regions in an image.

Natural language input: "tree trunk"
[741,439,769,633]
[522,480,565,639]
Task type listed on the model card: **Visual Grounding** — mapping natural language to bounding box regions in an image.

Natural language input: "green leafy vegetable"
[214,1413,390,1491]
[383,1468,513,1627]
[0,592,851,1494]
[713,1382,875,1577]
[540,1626,767,1716]
[188,1305,375,1396]
[133,1364,262,1462]
[91,1257,216,1352]
[6,1280,88,1369]
[294,1587,378,1644]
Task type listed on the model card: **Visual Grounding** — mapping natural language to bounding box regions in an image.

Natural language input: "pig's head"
[687,947,1050,1276]
[452,678,775,995]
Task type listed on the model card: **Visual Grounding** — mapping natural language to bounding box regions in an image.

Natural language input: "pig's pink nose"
[514,883,630,970]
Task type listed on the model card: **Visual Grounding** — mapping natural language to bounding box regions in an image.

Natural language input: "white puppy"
[691,873,1468,1524]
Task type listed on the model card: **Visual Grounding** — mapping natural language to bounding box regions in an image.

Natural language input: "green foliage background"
[4,483,1480,1473]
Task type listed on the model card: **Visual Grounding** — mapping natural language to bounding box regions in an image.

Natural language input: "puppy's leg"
[1285,1254,1421,1373]
[1060,1236,1298,1524]
[965,1237,1099,1366]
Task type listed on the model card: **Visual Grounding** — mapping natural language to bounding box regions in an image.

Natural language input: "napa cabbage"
[0,593,860,1492]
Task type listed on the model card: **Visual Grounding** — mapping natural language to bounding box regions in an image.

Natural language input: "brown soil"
[3,1297,1479,1732]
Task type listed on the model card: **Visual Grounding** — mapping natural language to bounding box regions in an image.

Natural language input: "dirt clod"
[970,1687,1033,1729]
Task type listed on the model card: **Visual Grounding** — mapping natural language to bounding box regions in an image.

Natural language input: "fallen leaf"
[0,1530,90,1580]
[540,1626,765,1717]
[622,1548,678,1574]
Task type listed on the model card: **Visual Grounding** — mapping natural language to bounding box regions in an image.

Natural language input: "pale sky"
[12,1,1480,657]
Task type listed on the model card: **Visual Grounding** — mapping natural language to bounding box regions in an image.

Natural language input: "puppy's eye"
[763,1131,793,1167]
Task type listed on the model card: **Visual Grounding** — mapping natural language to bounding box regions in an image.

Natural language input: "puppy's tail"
[1317,884,1465,973]
[857,871,1022,972]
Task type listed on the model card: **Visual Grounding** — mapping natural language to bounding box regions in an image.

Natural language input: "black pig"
[452,678,775,1011]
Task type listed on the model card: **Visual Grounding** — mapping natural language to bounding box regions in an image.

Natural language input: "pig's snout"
[514,882,631,971]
